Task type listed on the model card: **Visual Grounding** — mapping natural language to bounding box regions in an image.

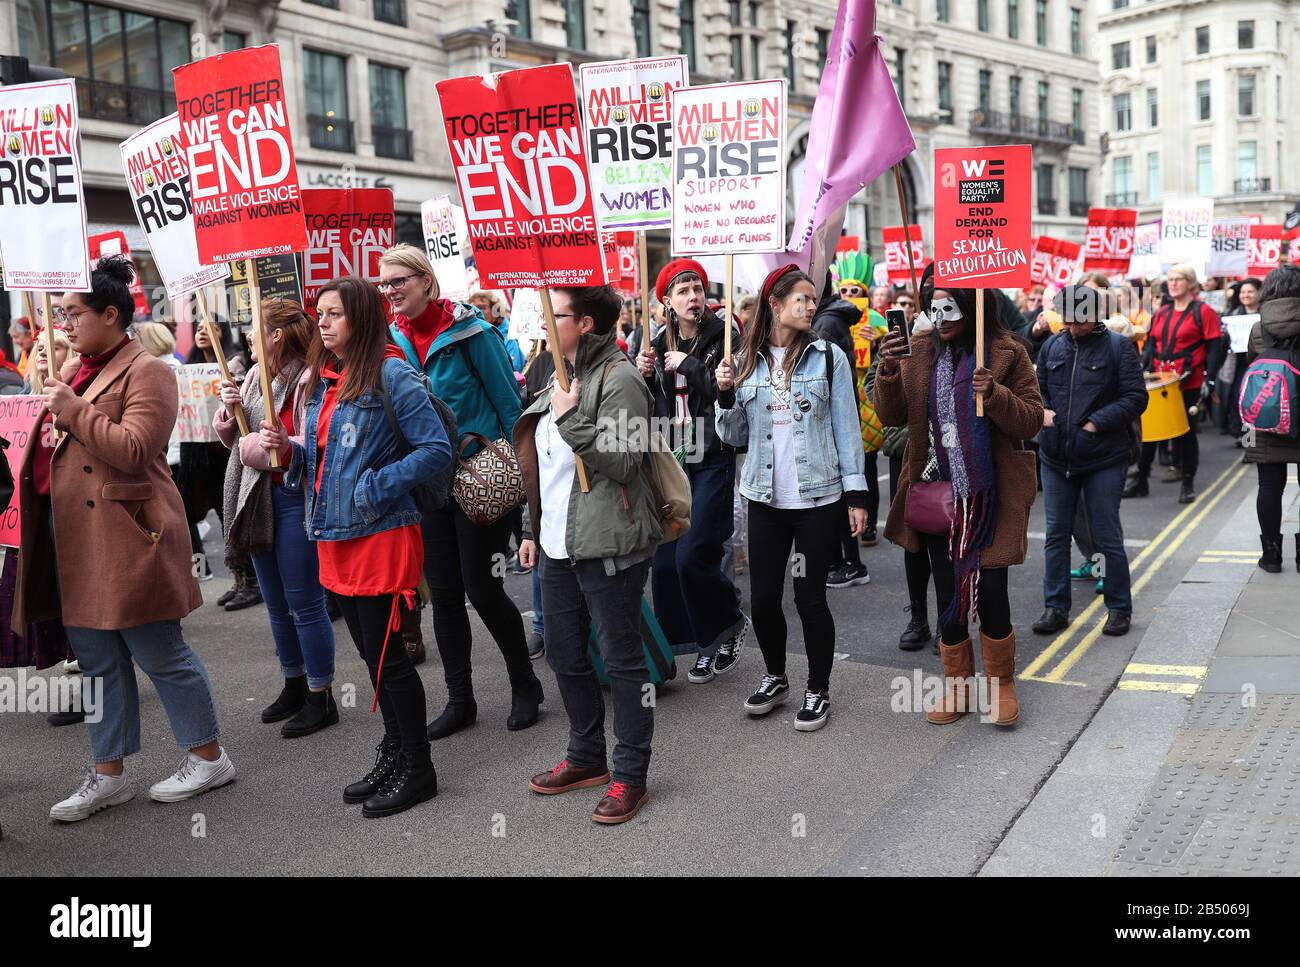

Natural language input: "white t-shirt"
[766,344,837,510]
[534,410,576,560]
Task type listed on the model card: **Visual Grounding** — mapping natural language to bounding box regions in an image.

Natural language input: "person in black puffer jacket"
[1033,286,1148,639]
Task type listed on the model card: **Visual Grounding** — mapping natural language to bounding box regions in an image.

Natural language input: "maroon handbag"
[905,481,955,535]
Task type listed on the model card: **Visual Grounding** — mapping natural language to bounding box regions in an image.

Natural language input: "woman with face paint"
[875,278,1043,727]
[715,265,867,731]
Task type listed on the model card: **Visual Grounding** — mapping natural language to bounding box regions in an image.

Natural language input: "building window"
[369,62,410,160]
[1237,141,1257,182]
[1278,74,1284,119]
[1238,20,1255,49]
[938,61,952,117]
[1068,167,1088,215]
[565,0,586,49]
[730,35,743,79]
[978,0,989,32]
[304,0,340,8]
[979,69,992,114]
[222,31,246,52]
[1113,92,1131,131]
[1037,162,1056,215]
[632,0,651,58]
[1146,87,1158,127]
[816,27,829,66]
[894,49,905,108]
[1146,152,1160,199]
[1070,7,1081,54]
[373,0,405,26]
[304,49,352,152]
[750,35,761,78]
[1196,79,1211,120]
[1010,75,1021,117]
[1239,73,1256,116]
[1036,1,1048,47]
[1196,145,1212,195]
[680,1,697,70]
[937,0,949,23]
[1195,25,1209,55]
[1113,155,1133,197]
[785,21,797,90]
[1112,41,1130,69]
[1145,35,1156,63]
[17,0,190,124]
[1037,80,1049,123]
[1112,0,1128,7]
[1071,87,1082,130]
[1008,0,1019,39]
[506,0,531,38]
[749,1,759,26]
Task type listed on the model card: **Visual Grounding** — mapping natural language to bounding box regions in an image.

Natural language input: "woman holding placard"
[23,256,235,822]
[378,244,544,742]
[714,264,867,732]
[874,282,1042,728]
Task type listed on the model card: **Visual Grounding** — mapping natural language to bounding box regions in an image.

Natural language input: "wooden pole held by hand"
[540,287,590,493]
[40,293,62,444]
[724,254,734,360]
[197,287,250,437]
[975,288,986,417]
[245,258,280,469]
[639,231,651,354]
[893,164,922,302]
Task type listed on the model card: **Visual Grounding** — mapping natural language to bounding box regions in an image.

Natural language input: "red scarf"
[392,299,457,366]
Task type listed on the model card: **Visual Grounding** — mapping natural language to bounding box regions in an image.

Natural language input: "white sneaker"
[62,659,81,674]
[50,769,135,822]
[149,748,236,803]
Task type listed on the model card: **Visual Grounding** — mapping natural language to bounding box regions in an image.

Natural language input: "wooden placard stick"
[539,287,590,493]
[639,231,651,354]
[893,163,922,303]
[244,258,280,469]
[197,286,250,436]
[724,254,734,360]
[975,289,986,417]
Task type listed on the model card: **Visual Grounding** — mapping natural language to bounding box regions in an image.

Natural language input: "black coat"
[1036,325,1148,476]
[646,308,737,459]
[813,299,862,404]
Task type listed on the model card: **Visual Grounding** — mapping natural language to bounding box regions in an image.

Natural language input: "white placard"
[1160,197,1214,271]
[420,195,470,301]
[1226,313,1259,354]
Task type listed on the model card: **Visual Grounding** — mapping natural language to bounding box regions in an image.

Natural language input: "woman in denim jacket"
[273,277,452,818]
[715,264,867,732]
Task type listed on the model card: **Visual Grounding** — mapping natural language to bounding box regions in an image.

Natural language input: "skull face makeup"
[929,296,963,327]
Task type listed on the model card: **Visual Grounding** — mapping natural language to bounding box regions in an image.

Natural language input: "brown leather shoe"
[980,629,1020,726]
[528,759,611,795]
[926,638,975,724]
[592,781,648,824]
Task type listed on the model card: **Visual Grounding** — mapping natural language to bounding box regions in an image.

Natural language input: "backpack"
[378,365,459,512]
[1238,329,1300,439]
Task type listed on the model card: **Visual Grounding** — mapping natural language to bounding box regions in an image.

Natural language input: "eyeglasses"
[51,306,93,327]
[377,274,417,291]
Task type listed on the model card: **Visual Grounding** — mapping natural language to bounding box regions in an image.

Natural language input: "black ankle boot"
[361,748,438,818]
[1178,477,1196,504]
[1122,474,1149,498]
[261,675,308,723]
[506,675,545,731]
[343,736,401,804]
[1259,535,1284,573]
[1295,534,1300,573]
[281,688,339,738]
[898,604,931,652]
[426,698,477,740]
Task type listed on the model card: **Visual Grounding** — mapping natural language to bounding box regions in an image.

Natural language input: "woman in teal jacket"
[378,244,543,743]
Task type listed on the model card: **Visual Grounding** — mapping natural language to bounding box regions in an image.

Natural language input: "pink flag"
[789,0,915,254]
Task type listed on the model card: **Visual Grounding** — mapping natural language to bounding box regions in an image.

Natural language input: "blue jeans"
[540,553,653,785]
[1042,461,1132,615]
[652,451,743,650]
[251,484,336,688]
[66,620,221,764]
[531,565,544,636]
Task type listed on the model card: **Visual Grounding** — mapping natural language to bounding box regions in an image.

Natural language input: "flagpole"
[893,164,921,301]
[540,287,590,493]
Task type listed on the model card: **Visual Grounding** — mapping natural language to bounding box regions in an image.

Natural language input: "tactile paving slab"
[1109,693,1300,876]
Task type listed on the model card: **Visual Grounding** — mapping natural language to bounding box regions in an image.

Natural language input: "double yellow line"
[1020,461,1249,686]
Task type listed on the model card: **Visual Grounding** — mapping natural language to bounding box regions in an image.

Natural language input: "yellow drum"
[1141,375,1190,442]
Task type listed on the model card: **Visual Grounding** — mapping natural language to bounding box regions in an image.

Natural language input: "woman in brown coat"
[17,256,235,823]
[874,276,1043,726]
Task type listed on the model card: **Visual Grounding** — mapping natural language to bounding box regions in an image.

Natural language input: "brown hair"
[735,269,815,388]
[260,298,315,377]
[305,277,393,402]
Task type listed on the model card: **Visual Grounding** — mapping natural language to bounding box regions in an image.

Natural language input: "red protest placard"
[881,224,927,284]
[0,396,45,547]
[614,231,639,296]
[88,231,150,318]
[933,144,1032,288]
[835,236,861,256]
[1248,223,1282,275]
[1030,236,1082,287]
[172,45,308,264]
[1083,208,1136,273]
[436,65,605,288]
[601,231,622,284]
[300,188,395,311]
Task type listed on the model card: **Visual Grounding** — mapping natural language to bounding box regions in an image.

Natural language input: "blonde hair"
[469,289,510,324]
[379,243,438,300]
[1168,263,1199,285]
[30,328,75,394]
[133,321,176,359]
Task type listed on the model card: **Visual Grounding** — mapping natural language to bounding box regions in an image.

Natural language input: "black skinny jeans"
[1257,463,1295,536]
[748,500,842,693]
[1137,388,1200,480]
[920,533,1012,646]
[837,452,880,566]
[422,505,533,701]
[336,594,429,756]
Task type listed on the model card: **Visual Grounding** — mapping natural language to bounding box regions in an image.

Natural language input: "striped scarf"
[929,345,997,627]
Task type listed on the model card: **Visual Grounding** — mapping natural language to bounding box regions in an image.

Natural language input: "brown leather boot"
[528,759,610,795]
[926,638,975,724]
[401,606,425,666]
[980,629,1020,727]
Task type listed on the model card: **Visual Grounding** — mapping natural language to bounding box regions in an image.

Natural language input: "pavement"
[0,431,1281,876]
[984,471,1300,877]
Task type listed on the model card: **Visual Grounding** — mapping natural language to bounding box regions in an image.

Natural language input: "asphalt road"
[0,428,1253,876]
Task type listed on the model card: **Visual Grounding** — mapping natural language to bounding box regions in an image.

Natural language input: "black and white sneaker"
[687,653,716,684]
[826,562,870,589]
[743,674,790,715]
[794,690,831,732]
[713,614,750,675]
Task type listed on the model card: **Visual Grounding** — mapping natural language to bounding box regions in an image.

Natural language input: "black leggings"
[748,500,842,693]
[920,533,1012,645]
[1138,388,1200,480]
[1257,463,1295,536]
[336,594,429,755]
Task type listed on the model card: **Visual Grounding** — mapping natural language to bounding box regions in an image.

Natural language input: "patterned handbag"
[452,433,525,526]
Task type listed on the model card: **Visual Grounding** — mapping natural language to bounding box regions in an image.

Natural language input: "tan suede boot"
[980,630,1020,726]
[926,638,975,724]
